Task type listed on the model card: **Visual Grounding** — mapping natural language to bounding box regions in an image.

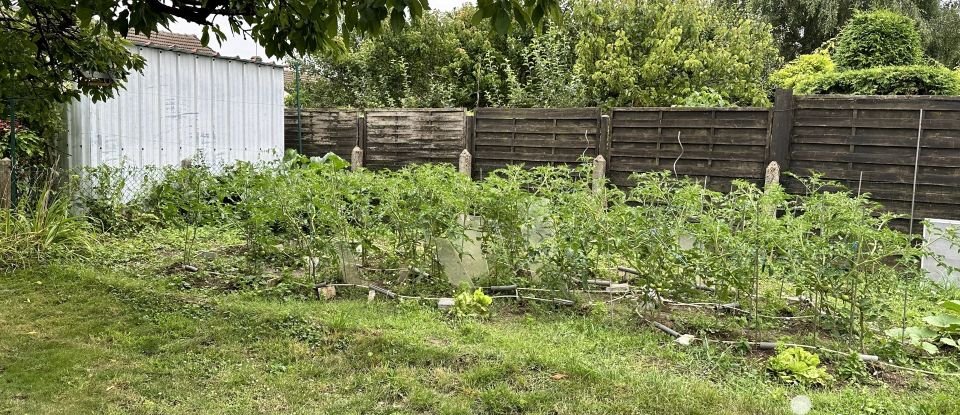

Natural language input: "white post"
[592,154,606,194]
[459,149,472,177]
[351,146,364,171]
[764,161,780,189]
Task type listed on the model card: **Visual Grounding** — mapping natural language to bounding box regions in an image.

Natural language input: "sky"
[168,0,472,65]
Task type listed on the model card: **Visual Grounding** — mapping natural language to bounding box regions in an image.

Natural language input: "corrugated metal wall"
[65,46,284,170]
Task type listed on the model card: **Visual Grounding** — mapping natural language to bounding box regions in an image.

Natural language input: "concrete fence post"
[459,149,472,178]
[351,146,364,171]
[764,161,780,189]
[592,154,606,194]
[0,158,10,209]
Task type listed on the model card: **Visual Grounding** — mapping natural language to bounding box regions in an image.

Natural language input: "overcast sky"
[168,0,472,64]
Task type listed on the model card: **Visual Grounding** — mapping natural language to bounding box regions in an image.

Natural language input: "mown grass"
[2,264,960,414]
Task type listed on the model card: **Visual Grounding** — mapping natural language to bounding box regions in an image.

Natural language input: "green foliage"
[0,176,90,270]
[887,300,960,354]
[832,10,923,70]
[795,65,960,95]
[0,7,144,120]
[0,127,47,165]
[73,165,158,232]
[770,49,836,90]
[453,288,493,318]
[296,1,778,108]
[835,352,873,384]
[783,10,960,96]
[676,88,731,108]
[767,346,833,386]
[716,0,938,61]
[570,0,779,108]
[63,155,956,354]
[926,1,960,68]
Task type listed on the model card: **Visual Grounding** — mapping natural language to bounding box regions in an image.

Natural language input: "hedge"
[795,65,960,95]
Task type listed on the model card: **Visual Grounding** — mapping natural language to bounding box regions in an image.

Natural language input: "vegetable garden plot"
[27,153,959,380]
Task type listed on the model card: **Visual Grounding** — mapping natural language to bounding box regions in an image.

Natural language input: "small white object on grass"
[675,334,695,346]
[367,290,376,302]
[790,395,812,415]
[438,298,455,310]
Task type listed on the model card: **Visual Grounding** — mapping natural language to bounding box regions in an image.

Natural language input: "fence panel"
[788,95,960,221]
[364,108,465,170]
[609,108,771,190]
[284,109,359,159]
[473,108,601,176]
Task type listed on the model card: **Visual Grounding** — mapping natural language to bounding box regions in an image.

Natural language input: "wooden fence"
[283,92,960,222]
[364,108,466,170]
[784,95,960,221]
[609,107,770,190]
[472,108,603,176]
[284,109,360,158]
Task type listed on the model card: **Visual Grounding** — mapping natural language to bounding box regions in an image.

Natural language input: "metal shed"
[63,34,285,170]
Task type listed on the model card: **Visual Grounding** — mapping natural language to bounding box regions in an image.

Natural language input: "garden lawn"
[1,265,959,415]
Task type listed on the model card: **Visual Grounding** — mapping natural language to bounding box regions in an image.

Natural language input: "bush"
[832,10,922,70]
[770,49,836,90]
[795,65,960,95]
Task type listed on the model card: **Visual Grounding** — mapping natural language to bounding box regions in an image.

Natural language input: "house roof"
[126,32,220,57]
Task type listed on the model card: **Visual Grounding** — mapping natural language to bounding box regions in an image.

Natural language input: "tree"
[295,0,780,108]
[926,0,960,68]
[2,0,560,111]
[572,0,779,107]
[715,0,939,61]
[831,9,922,70]
[1,2,144,162]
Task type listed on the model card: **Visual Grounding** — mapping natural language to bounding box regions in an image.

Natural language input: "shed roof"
[126,32,220,56]
[124,31,285,68]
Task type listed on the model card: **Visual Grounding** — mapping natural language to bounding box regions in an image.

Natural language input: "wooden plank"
[795,96,960,111]
[476,107,601,120]
[770,88,793,169]
[790,150,960,168]
[793,117,960,130]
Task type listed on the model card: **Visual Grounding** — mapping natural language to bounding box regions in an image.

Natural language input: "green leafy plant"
[453,288,493,318]
[0,173,91,270]
[835,351,874,384]
[887,300,960,354]
[767,346,833,386]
